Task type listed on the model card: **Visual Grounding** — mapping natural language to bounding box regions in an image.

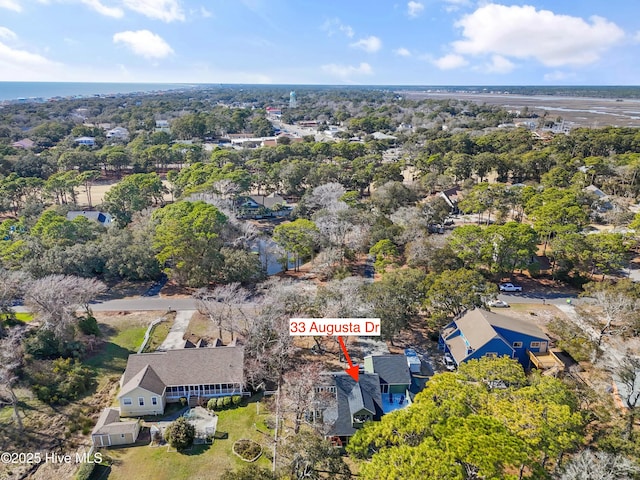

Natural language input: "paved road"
[157,310,196,351]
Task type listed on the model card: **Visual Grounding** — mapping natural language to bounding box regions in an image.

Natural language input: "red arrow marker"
[337,335,359,382]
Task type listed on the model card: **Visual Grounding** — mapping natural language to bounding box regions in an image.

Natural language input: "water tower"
[289,91,297,109]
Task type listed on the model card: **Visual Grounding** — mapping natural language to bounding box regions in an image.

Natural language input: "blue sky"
[0,0,639,84]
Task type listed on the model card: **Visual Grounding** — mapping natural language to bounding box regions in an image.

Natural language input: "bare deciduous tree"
[583,281,637,345]
[559,449,638,480]
[282,363,323,434]
[617,356,640,440]
[24,275,106,340]
[0,327,26,431]
[194,283,250,340]
[307,183,347,212]
[0,269,29,318]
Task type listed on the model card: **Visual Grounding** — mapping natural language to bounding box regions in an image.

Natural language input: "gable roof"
[120,364,166,396]
[365,355,411,386]
[12,139,34,149]
[119,347,244,397]
[92,407,138,436]
[328,373,383,438]
[442,309,548,364]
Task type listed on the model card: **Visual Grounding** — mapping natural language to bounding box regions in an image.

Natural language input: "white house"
[74,136,96,147]
[106,126,129,141]
[118,346,245,417]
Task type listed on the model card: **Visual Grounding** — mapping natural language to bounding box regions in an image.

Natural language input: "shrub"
[232,439,262,462]
[232,395,242,406]
[75,461,95,480]
[179,397,187,407]
[165,417,195,451]
[28,358,95,405]
[223,396,232,408]
[78,314,101,336]
[216,397,225,409]
[207,398,217,411]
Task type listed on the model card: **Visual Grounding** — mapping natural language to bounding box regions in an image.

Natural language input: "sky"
[0,0,639,85]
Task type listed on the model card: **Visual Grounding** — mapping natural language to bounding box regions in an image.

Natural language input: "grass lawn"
[1,312,34,326]
[104,396,274,480]
[84,317,149,390]
[142,314,175,353]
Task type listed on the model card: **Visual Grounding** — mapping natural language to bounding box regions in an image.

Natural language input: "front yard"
[102,396,273,480]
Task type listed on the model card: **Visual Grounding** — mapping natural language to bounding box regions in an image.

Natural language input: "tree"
[165,417,196,451]
[0,327,25,431]
[559,449,639,480]
[484,222,538,275]
[616,357,640,440]
[364,268,426,343]
[457,356,526,389]
[425,269,498,323]
[581,280,638,345]
[272,219,319,272]
[348,358,583,479]
[0,269,29,320]
[281,363,323,434]
[103,173,166,226]
[283,431,352,480]
[152,201,227,286]
[194,283,250,340]
[78,170,101,207]
[24,275,106,342]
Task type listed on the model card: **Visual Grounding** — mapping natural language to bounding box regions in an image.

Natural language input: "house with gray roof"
[363,354,411,395]
[118,346,245,417]
[324,373,383,446]
[91,407,141,447]
[439,309,550,368]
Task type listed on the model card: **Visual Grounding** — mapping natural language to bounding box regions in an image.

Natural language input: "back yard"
[101,395,274,480]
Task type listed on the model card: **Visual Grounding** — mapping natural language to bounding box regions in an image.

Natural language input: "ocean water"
[0,82,198,101]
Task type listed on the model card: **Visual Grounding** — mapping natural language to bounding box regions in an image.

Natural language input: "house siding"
[492,327,548,366]
[465,338,514,363]
[119,386,165,417]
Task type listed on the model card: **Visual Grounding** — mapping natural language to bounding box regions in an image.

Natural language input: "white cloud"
[407,1,424,18]
[433,53,468,70]
[484,54,514,74]
[81,0,123,17]
[199,6,212,18]
[543,71,577,82]
[443,0,470,12]
[452,4,625,67]
[0,40,61,80]
[321,62,373,80]
[121,0,184,22]
[0,0,21,11]
[350,35,382,53]
[113,30,174,59]
[321,18,354,38]
[0,27,17,41]
[394,47,411,57]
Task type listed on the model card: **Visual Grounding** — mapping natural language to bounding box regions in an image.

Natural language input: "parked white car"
[499,283,523,292]
[488,299,510,308]
[442,353,456,371]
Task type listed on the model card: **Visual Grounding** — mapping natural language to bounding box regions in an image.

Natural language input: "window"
[152,397,158,406]
[486,353,497,358]
[530,341,541,348]
[512,342,523,348]
[138,397,145,406]
[122,398,132,406]
[381,384,389,394]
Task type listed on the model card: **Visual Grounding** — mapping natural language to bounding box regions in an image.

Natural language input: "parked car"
[499,283,523,292]
[488,299,510,308]
[442,353,456,371]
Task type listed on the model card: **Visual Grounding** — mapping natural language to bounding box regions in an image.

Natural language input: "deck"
[528,350,565,371]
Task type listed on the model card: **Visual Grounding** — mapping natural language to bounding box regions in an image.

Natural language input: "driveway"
[157,310,196,351]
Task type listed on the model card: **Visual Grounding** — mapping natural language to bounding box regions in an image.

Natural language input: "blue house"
[439,309,550,368]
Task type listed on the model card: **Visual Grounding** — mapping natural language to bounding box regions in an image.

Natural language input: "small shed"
[91,408,140,447]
